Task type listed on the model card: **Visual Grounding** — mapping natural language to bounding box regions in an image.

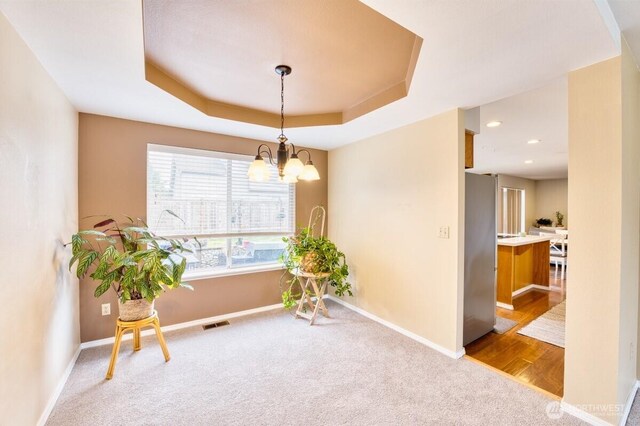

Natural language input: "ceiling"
[470,77,568,180]
[0,0,624,153]
[143,0,422,128]
[609,0,640,64]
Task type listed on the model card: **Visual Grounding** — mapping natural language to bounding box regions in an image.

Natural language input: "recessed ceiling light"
[527,139,541,144]
[524,160,534,164]
[486,121,502,128]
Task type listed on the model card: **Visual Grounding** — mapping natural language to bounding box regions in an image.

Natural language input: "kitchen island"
[497,235,552,309]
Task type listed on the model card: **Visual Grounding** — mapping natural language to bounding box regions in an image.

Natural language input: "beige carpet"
[627,391,640,425]
[47,300,584,425]
[518,301,566,348]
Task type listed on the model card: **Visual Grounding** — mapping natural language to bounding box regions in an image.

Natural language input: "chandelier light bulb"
[279,174,298,183]
[298,161,320,181]
[247,157,271,182]
[283,155,304,177]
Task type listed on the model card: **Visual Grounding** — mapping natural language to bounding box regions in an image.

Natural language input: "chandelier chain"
[280,72,285,137]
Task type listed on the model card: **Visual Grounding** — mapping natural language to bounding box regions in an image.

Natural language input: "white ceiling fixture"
[486,121,502,128]
[527,139,541,144]
[524,160,534,164]
[0,0,622,150]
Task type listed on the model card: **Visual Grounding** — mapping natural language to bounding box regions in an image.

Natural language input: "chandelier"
[247,65,320,183]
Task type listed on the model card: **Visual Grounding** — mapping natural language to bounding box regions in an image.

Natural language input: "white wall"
[535,178,568,227]
[0,12,79,424]
[328,109,465,355]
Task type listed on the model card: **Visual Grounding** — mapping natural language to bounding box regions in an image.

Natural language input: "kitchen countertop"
[497,235,553,247]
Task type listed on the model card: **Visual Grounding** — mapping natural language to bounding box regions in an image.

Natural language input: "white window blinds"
[147,144,295,237]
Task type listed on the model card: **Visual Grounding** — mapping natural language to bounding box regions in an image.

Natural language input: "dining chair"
[540,232,568,281]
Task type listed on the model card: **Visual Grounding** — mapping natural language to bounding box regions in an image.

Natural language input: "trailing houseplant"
[68,215,193,320]
[279,227,351,309]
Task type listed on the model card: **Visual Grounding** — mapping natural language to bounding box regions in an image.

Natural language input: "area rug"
[517,301,566,348]
[493,316,518,334]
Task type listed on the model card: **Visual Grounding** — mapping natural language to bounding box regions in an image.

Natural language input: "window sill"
[183,263,286,281]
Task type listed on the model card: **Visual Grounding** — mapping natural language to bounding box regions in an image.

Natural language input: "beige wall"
[78,114,327,342]
[0,12,79,425]
[497,174,537,231]
[565,44,639,423]
[328,109,465,355]
[535,178,568,227]
[621,37,640,395]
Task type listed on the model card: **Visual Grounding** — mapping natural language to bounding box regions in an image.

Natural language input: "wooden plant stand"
[106,310,170,380]
[294,270,331,325]
[292,206,332,325]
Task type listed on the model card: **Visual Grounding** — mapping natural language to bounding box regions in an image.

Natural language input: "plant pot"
[118,298,154,321]
[300,252,319,274]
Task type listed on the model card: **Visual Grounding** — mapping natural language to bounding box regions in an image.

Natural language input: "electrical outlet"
[438,226,450,239]
[630,342,635,361]
[101,303,111,316]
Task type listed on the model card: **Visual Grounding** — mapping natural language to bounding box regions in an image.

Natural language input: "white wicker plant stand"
[293,206,330,325]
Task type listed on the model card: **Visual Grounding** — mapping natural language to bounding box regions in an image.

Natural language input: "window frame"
[500,186,525,235]
[146,143,295,279]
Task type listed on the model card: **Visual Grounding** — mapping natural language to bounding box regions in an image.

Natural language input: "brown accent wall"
[78,113,328,342]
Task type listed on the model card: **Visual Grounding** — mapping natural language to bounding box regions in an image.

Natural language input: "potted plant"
[68,215,193,321]
[279,227,352,309]
[555,211,565,227]
[536,217,553,227]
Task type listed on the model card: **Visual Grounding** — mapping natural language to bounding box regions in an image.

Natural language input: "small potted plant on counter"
[68,215,193,321]
[555,211,565,228]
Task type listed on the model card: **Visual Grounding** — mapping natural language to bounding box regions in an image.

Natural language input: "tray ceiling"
[142,0,422,128]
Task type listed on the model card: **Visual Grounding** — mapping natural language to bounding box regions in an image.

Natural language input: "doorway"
[462,77,568,397]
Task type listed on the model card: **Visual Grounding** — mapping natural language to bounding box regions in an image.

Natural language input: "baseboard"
[560,382,638,426]
[537,284,562,293]
[37,344,81,426]
[326,295,465,359]
[560,401,614,426]
[620,380,639,426]
[512,284,557,298]
[496,302,514,310]
[80,303,283,349]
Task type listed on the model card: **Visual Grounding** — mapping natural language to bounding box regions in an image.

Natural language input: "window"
[500,187,525,235]
[147,144,294,278]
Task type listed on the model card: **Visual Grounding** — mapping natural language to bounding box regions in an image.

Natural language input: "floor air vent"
[202,321,230,330]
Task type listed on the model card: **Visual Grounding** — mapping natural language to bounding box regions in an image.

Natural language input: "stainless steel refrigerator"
[463,173,497,346]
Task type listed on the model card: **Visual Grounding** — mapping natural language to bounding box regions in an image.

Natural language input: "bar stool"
[106,310,170,380]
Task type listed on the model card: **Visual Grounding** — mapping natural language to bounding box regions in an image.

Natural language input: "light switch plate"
[101,303,111,316]
[438,226,450,239]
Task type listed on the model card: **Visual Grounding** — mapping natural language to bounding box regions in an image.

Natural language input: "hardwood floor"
[465,267,566,397]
